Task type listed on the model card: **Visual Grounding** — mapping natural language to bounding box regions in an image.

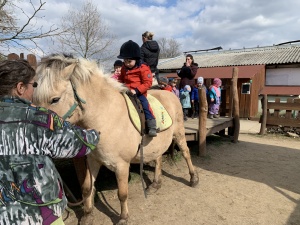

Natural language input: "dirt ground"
[60,122,300,225]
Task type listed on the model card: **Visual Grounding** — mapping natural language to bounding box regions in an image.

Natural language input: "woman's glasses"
[28,82,38,88]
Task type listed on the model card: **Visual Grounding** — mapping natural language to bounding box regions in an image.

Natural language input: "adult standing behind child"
[208,78,222,119]
[141,31,160,81]
[111,60,123,80]
[118,40,157,137]
[191,77,207,119]
[178,54,198,90]
[0,59,100,225]
[180,85,192,121]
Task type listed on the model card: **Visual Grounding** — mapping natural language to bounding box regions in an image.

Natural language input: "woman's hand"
[131,89,136,95]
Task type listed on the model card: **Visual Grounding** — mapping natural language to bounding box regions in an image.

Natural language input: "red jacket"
[119,63,153,95]
[162,85,173,92]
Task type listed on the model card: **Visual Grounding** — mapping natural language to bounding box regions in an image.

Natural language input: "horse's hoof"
[146,181,162,194]
[190,172,199,187]
[80,211,94,225]
[116,218,128,225]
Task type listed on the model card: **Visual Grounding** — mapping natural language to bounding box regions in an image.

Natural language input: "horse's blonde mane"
[34,54,128,104]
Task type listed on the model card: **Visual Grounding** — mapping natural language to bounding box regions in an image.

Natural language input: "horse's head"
[33,54,91,124]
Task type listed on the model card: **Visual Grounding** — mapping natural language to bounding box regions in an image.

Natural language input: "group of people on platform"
[112,35,223,124]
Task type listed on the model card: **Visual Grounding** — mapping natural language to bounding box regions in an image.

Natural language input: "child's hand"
[211,98,214,102]
[131,89,136,95]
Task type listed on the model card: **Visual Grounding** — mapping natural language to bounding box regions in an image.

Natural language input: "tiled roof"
[158,44,300,70]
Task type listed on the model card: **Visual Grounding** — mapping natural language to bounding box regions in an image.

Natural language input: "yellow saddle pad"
[123,93,173,133]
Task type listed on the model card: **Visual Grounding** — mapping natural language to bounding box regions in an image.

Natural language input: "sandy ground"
[61,120,300,225]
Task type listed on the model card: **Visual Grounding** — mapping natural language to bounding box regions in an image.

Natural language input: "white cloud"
[3,0,300,58]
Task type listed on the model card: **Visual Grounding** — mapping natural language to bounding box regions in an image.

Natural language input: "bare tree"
[57,1,117,62]
[0,0,63,57]
[157,37,181,58]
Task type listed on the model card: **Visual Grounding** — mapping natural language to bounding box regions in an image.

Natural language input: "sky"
[6,0,300,60]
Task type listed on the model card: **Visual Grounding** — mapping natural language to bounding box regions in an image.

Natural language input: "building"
[158,44,300,119]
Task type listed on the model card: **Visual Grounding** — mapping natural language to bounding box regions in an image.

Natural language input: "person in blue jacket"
[180,85,192,121]
[191,77,207,118]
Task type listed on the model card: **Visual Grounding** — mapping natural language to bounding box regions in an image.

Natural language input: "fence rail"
[259,95,300,134]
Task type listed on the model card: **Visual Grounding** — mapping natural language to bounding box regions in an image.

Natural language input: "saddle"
[123,93,172,135]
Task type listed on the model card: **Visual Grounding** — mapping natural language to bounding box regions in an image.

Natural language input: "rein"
[62,80,86,120]
[66,160,94,207]
[60,80,91,206]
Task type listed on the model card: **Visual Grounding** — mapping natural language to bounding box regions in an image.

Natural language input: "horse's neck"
[81,76,127,127]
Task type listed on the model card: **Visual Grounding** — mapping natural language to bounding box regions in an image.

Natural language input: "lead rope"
[139,135,147,198]
[131,94,148,199]
[66,160,93,207]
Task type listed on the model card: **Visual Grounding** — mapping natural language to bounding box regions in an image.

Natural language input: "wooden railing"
[259,95,300,135]
[198,67,240,156]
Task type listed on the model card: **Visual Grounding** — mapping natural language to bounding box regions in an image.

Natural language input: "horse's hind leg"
[115,162,130,225]
[175,130,199,187]
[80,156,101,225]
[147,155,162,193]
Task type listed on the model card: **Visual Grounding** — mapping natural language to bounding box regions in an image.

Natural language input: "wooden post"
[259,94,267,135]
[231,67,240,143]
[198,87,208,156]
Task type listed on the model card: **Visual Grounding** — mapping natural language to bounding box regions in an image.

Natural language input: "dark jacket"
[178,63,198,90]
[140,40,160,73]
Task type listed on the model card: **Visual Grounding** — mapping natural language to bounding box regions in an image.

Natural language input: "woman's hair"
[142,31,154,40]
[186,54,195,64]
[0,59,35,97]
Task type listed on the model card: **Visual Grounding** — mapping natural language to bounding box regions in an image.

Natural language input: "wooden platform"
[184,117,233,141]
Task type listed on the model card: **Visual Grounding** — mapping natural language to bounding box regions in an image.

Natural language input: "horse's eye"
[51,97,60,104]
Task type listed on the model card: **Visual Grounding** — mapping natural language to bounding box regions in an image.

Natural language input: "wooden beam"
[231,67,240,143]
[259,94,267,135]
[198,87,208,156]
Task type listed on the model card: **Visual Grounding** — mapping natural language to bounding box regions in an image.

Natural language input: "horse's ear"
[62,63,77,79]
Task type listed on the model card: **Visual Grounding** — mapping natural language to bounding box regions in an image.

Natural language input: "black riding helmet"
[117,40,141,59]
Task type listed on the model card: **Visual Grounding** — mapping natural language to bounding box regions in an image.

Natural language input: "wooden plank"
[185,133,198,141]
[285,99,293,119]
[267,102,300,111]
[266,117,300,127]
[273,98,280,117]
[206,120,233,136]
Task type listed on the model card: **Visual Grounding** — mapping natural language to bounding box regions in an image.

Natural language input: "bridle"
[62,80,86,120]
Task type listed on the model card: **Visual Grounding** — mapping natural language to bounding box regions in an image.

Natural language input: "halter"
[62,80,86,120]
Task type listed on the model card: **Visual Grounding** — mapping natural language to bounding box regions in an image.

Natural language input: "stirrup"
[148,129,157,137]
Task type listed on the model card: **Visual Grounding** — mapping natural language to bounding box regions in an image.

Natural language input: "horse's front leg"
[115,163,130,225]
[80,156,101,225]
[147,155,162,193]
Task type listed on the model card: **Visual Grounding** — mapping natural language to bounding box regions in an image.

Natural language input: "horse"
[33,54,199,225]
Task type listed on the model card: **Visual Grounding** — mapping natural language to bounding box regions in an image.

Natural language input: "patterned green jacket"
[0,96,100,225]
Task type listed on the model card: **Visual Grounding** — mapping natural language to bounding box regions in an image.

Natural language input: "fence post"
[259,94,267,135]
[231,67,240,143]
[198,87,208,156]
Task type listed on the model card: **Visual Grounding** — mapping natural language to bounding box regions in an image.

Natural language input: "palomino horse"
[33,54,199,225]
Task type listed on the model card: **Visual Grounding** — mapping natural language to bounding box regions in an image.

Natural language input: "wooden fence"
[259,94,300,135]
[7,53,37,69]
